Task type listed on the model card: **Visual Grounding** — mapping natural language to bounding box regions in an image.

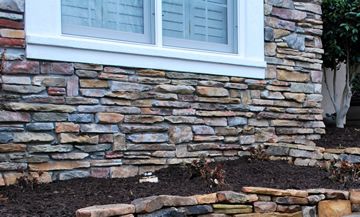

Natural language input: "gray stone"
[13,132,54,142]
[268,0,294,9]
[111,81,152,92]
[265,27,275,41]
[192,125,215,135]
[128,133,169,143]
[155,85,195,94]
[80,124,119,133]
[2,76,31,85]
[340,154,360,164]
[75,70,98,78]
[77,106,141,114]
[2,84,46,94]
[26,123,54,131]
[4,103,76,113]
[58,170,90,180]
[290,83,315,93]
[28,145,73,153]
[68,114,94,123]
[113,133,126,151]
[0,11,22,20]
[0,162,27,171]
[239,135,256,145]
[0,111,31,122]
[302,206,317,217]
[0,0,24,13]
[178,205,213,215]
[33,112,68,121]
[120,124,168,133]
[289,149,322,159]
[169,126,193,144]
[0,133,13,143]
[284,33,305,51]
[75,144,112,152]
[138,207,185,217]
[228,117,248,126]
[265,146,289,156]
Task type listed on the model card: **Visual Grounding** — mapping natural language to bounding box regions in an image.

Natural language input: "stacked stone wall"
[76,187,360,217]
[0,0,325,185]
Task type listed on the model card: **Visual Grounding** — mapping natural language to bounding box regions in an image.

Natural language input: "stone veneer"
[76,187,360,217]
[0,0,325,185]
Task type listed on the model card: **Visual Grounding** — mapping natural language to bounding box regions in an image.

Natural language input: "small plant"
[327,160,360,186]
[189,155,225,188]
[16,172,40,190]
[248,146,269,161]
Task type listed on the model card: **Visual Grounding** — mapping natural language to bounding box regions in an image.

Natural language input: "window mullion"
[237,0,246,57]
[155,0,163,47]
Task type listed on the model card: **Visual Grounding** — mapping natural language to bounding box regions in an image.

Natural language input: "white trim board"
[25,0,266,79]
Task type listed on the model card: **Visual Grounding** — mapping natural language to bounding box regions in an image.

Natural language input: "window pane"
[162,0,229,45]
[61,0,152,43]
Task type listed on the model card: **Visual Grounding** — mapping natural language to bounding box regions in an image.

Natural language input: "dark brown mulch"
[316,127,360,148]
[0,158,356,217]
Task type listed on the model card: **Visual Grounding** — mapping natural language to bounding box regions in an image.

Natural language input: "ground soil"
[316,126,360,148]
[0,158,358,217]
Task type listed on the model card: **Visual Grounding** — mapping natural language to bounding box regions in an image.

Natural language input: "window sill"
[26,34,266,79]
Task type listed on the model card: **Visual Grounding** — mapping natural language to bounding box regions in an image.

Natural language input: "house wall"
[0,0,324,185]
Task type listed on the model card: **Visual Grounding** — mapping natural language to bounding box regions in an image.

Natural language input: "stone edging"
[76,186,360,217]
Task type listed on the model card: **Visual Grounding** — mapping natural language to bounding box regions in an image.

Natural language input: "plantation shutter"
[162,0,187,39]
[189,0,228,44]
[162,0,234,52]
[61,0,152,43]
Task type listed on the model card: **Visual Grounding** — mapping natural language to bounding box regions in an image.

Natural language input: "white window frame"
[25,0,266,79]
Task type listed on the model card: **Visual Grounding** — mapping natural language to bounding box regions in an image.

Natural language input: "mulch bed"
[0,157,358,217]
[316,127,360,148]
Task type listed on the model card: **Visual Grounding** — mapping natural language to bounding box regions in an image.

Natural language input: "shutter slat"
[162,0,186,39]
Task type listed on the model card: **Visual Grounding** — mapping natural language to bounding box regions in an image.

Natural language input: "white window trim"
[25,0,266,79]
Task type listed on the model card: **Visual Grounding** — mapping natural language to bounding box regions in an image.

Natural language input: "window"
[26,0,266,78]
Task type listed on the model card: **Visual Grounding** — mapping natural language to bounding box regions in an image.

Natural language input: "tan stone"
[29,161,90,171]
[0,143,26,152]
[30,172,52,183]
[111,166,139,178]
[80,79,109,88]
[159,195,197,206]
[96,113,124,123]
[197,86,229,97]
[3,172,22,185]
[217,191,258,203]
[283,93,306,103]
[254,201,277,213]
[242,187,308,197]
[0,29,25,39]
[265,43,277,56]
[350,190,360,204]
[55,122,80,133]
[59,133,99,144]
[233,212,302,217]
[131,196,163,213]
[137,69,165,77]
[76,204,135,217]
[0,174,5,186]
[277,70,310,82]
[318,200,351,217]
[195,193,218,204]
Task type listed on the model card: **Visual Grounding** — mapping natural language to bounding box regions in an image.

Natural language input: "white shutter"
[189,0,228,44]
[61,0,92,26]
[162,0,186,39]
[162,0,234,52]
[61,0,153,43]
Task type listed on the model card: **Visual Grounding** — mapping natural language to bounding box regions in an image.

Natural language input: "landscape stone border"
[76,186,360,217]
